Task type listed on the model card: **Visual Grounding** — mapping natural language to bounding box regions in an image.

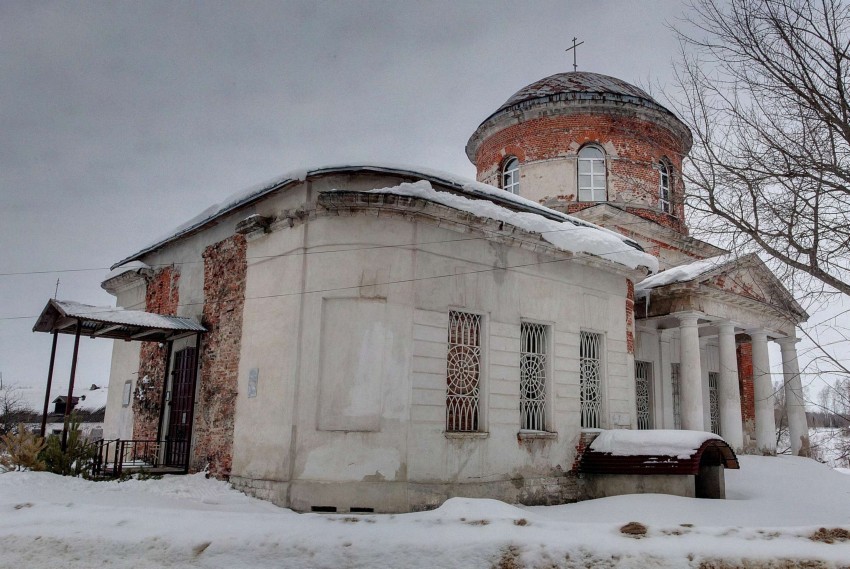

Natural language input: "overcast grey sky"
[6,0,802,399]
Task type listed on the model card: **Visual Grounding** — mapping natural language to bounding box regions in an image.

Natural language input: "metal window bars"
[709,371,720,435]
[446,311,481,432]
[520,323,548,431]
[635,360,653,430]
[580,331,603,428]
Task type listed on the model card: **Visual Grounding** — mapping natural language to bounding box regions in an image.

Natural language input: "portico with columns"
[632,253,809,456]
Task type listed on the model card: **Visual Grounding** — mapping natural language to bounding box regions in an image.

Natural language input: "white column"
[679,313,705,431]
[717,321,744,451]
[659,329,675,429]
[776,335,810,456]
[750,329,776,454]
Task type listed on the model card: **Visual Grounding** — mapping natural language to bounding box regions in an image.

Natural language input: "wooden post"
[60,320,82,451]
[155,340,174,445]
[40,331,59,437]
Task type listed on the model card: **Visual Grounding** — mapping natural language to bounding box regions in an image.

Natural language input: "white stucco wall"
[104,172,640,511]
[226,175,638,511]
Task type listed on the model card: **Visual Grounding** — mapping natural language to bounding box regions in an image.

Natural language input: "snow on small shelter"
[579,430,739,499]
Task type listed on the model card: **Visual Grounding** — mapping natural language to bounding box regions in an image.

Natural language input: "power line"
[0,215,679,278]
[0,242,647,321]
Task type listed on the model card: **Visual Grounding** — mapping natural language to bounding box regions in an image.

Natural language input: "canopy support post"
[155,340,175,444]
[39,331,59,438]
[60,320,82,451]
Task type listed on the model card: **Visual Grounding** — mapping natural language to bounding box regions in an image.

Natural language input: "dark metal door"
[165,347,197,467]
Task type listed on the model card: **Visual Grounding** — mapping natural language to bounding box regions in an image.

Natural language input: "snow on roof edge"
[635,253,738,295]
[343,181,657,272]
[112,163,650,271]
[101,260,151,286]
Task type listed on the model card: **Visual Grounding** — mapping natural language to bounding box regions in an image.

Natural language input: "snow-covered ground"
[1,456,849,568]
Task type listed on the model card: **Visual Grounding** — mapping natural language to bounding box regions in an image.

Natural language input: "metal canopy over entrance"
[34,299,205,343]
[32,298,205,471]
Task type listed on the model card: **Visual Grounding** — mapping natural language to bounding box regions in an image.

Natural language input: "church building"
[47,71,809,512]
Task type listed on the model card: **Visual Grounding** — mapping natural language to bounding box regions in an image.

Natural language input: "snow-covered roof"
[636,254,736,295]
[344,181,657,272]
[589,429,725,460]
[101,260,152,286]
[111,164,654,273]
[16,384,109,413]
[33,299,205,342]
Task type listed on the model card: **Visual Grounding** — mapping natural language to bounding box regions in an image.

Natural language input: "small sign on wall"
[122,381,132,407]
[248,368,259,398]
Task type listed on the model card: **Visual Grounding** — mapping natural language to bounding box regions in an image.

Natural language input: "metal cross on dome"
[565,37,584,72]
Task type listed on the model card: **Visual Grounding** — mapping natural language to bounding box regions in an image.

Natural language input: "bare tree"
[0,383,29,437]
[671,0,850,297]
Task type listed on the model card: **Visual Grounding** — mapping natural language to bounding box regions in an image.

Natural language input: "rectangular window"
[659,164,671,214]
[671,363,682,430]
[580,331,603,428]
[446,311,481,432]
[520,322,548,431]
[635,360,653,430]
[708,371,720,435]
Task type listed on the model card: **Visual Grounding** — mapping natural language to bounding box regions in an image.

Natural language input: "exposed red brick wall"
[625,278,635,354]
[474,112,689,233]
[133,267,180,441]
[192,235,247,477]
[709,274,767,304]
[736,340,756,439]
[571,431,601,473]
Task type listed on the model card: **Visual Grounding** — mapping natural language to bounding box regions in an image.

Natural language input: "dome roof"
[495,71,664,115]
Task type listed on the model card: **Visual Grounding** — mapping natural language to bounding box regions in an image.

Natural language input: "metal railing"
[92,437,190,478]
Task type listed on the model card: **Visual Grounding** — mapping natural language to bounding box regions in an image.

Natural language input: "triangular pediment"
[697,254,802,311]
[638,253,807,321]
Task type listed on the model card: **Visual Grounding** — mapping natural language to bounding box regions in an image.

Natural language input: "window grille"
[708,371,720,435]
[671,363,682,430]
[635,360,653,430]
[580,331,603,428]
[502,157,520,195]
[446,311,481,432]
[520,323,548,431]
[659,162,671,213]
[578,146,607,201]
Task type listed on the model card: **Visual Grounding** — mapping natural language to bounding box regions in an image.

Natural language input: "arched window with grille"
[577,145,606,201]
[502,157,520,195]
[659,161,671,213]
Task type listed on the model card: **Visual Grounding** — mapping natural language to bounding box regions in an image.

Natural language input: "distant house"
[39,70,810,513]
[51,395,79,415]
[24,385,108,438]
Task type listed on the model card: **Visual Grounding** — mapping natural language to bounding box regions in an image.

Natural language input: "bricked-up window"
[502,157,520,195]
[671,363,682,429]
[580,331,603,428]
[446,311,482,432]
[578,145,607,202]
[659,161,671,213]
[520,323,548,431]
